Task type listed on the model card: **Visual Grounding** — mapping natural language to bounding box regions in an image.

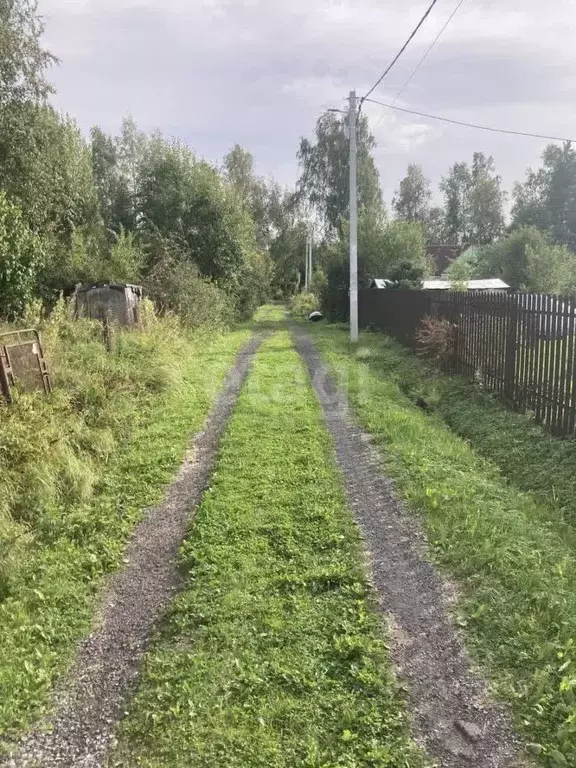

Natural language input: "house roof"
[422,278,509,291]
[370,279,396,289]
[427,245,462,274]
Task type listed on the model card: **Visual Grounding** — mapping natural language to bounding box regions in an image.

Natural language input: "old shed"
[74,283,143,326]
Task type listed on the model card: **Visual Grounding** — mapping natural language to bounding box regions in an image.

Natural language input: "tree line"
[0,0,310,325]
[2,1,576,327]
[297,109,576,310]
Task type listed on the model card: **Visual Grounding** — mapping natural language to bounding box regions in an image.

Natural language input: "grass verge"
[340,328,576,525]
[111,331,426,768]
[308,323,576,767]
[0,305,250,747]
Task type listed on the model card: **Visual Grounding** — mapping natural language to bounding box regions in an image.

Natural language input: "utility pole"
[304,233,309,292]
[348,90,358,342]
[308,228,313,289]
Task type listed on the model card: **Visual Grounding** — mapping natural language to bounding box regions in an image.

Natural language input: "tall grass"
[0,299,250,743]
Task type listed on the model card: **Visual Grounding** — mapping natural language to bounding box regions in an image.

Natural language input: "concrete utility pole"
[348,90,358,342]
[308,228,313,289]
[304,233,309,292]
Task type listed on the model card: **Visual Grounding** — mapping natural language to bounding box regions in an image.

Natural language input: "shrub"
[0,192,43,320]
[291,292,319,319]
[144,252,234,330]
[416,316,457,366]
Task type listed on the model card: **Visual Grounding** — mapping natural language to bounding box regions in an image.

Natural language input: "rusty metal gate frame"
[0,329,52,403]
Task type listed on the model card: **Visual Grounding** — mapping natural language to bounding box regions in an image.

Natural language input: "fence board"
[359,288,576,437]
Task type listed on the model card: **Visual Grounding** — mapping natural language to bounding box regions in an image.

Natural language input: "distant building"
[422,278,509,292]
[427,245,462,274]
[74,283,143,326]
[370,277,509,292]
[369,279,396,289]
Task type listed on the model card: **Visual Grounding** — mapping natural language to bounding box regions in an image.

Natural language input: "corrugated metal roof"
[422,278,509,291]
[370,279,396,289]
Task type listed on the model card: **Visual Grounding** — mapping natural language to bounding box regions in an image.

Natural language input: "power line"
[391,0,467,107]
[360,0,440,108]
[364,97,576,143]
[373,0,467,133]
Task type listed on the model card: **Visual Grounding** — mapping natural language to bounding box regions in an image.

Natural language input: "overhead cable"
[365,98,576,143]
[360,0,440,109]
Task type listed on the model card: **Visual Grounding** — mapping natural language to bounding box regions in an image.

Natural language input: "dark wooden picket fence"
[359,288,576,436]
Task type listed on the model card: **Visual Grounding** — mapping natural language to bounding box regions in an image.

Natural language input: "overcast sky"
[41,0,576,210]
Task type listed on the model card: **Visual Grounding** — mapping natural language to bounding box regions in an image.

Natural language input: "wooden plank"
[504,293,518,403]
[555,295,567,434]
[567,300,576,434]
[533,294,546,423]
[550,296,563,433]
[542,294,554,429]
[527,293,539,415]
[520,294,530,412]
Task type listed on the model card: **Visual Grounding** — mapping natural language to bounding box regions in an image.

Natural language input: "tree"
[319,208,431,319]
[268,191,307,296]
[0,191,42,319]
[477,226,576,292]
[446,259,472,291]
[393,164,431,224]
[0,0,55,106]
[426,206,446,244]
[440,153,505,245]
[513,142,576,250]
[468,152,505,245]
[387,261,425,289]
[136,132,271,317]
[440,161,471,244]
[223,144,276,250]
[297,110,382,235]
[91,127,134,234]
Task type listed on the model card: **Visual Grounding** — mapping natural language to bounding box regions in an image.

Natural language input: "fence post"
[504,295,518,403]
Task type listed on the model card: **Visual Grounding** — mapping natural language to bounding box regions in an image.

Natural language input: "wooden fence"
[359,288,576,436]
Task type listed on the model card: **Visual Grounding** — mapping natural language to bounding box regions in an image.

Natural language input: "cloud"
[40,0,576,204]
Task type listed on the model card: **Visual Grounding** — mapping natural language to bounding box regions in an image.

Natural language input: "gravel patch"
[2,334,265,768]
[293,328,520,768]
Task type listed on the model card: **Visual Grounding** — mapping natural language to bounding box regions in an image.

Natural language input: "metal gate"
[0,329,52,403]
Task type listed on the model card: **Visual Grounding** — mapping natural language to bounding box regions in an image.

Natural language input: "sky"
[40,0,576,210]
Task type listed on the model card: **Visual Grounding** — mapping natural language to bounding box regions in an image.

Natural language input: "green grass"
[111,331,426,768]
[308,323,576,767]
[0,306,250,747]
[336,328,576,528]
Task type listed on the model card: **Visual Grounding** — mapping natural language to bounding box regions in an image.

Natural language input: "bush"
[291,292,319,319]
[416,316,457,366]
[0,192,43,320]
[144,251,234,330]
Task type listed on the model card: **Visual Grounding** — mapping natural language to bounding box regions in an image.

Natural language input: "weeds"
[290,292,319,319]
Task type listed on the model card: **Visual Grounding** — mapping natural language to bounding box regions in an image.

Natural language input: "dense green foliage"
[113,331,426,768]
[393,143,576,291]
[297,111,382,236]
[476,226,576,292]
[0,2,279,325]
[0,304,250,743]
[0,191,42,318]
[311,324,576,767]
[290,291,319,318]
[512,142,576,251]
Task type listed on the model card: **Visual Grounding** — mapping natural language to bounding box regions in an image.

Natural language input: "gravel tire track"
[293,327,519,768]
[2,333,265,768]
